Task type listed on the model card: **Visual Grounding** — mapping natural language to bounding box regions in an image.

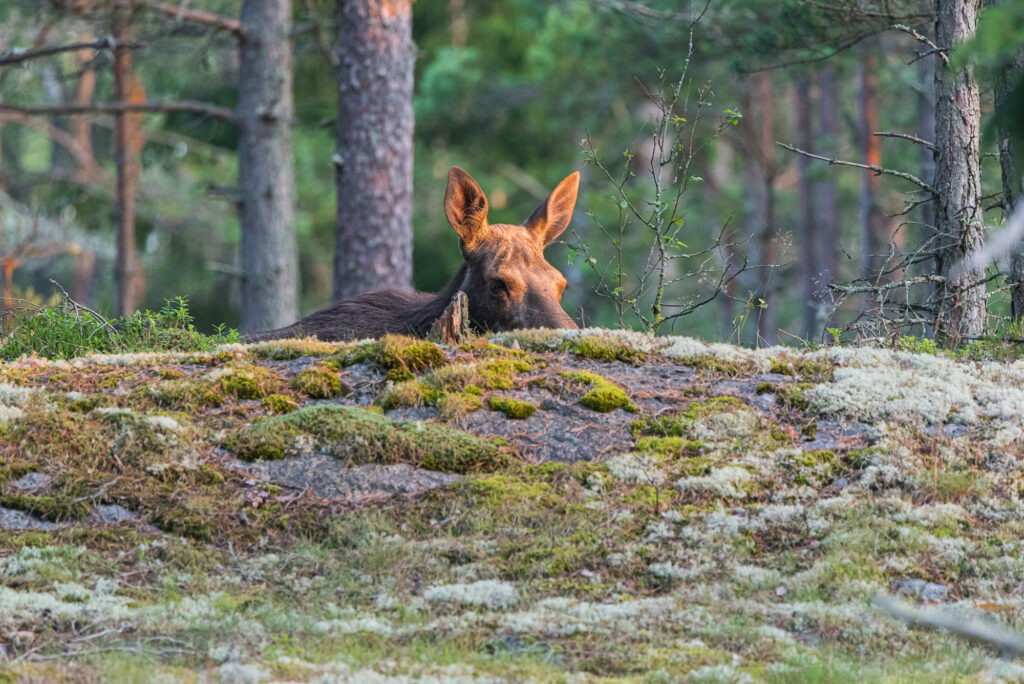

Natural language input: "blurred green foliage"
[0,0,1018,342]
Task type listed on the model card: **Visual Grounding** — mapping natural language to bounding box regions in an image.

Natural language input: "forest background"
[1,0,1022,347]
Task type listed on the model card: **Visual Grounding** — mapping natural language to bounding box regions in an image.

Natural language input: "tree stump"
[429,291,470,345]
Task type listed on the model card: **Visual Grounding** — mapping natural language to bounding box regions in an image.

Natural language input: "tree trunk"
[753,71,777,346]
[238,0,298,332]
[333,0,414,301]
[815,65,840,331]
[996,51,1024,318]
[112,13,145,316]
[858,41,884,284]
[71,36,99,184]
[934,0,985,337]
[916,12,938,313]
[795,73,817,340]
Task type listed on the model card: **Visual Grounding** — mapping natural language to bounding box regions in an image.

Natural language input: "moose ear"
[525,171,580,247]
[445,167,490,250]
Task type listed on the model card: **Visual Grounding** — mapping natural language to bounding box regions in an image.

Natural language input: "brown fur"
[246,167,580,342]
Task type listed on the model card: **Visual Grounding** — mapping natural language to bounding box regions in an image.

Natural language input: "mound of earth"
[1,328,1023,681]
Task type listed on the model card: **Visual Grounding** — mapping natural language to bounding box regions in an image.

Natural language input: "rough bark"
[996,51,1024,318]
[795,74,817,340]
[238,0,298,332]
[934,0,985,337]
[334,0,414,301]
[815,65,840,328]
[112,13,145,316]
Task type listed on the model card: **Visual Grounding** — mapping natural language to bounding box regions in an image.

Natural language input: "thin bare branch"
[893,23,949,65]
[777,142,934,194]
[59,0,245,35]
[0,100,238,123]
[0,37,144,66]
[873,130,937,151]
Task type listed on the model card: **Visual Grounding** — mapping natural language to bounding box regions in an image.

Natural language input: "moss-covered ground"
[1,329,1024,681]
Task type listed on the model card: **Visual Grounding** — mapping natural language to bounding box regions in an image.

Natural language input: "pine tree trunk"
[238,0,298,332]
[996,51,1024,318]
[916,14,937,308]
[753,71,777,346]
[795,73,817,340]
[71,35,99,184]
[112,14,144,316]
[815,65,840,330]
[858,41,884,284]
[934,0,985,337]
[333,0,414,301]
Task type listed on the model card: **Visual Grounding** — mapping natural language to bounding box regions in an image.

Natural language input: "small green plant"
[1,295,238,360]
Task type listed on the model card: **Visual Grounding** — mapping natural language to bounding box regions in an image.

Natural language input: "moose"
[247,167,580,341]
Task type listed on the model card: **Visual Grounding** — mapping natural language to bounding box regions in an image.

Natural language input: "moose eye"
[489,279,508,296]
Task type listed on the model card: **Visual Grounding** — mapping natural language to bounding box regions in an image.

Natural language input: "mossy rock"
[336,335,445,381]
[488,396,537,419]
[568,336,646,365]
[776,382,813,411]
[677,355,749,376]
[223,404,509,472]
[261,393,299,414]
[291,365,348,399]
[218,364,280,400]
[633,396,747,437]
[558,371,637,413]
[0,493,90,522]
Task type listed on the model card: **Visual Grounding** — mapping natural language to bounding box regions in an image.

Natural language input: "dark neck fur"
[404,263,470,336]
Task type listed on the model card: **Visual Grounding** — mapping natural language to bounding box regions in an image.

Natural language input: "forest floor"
[1,328,1024,682]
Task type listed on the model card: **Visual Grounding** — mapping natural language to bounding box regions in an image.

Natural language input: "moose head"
[444,167,580,331]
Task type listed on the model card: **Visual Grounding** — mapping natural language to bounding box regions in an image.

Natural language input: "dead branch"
[776,142,934,194]
[874,594,1024,657]
[892,24,950,65]
[873,131,937,151]
[0,100,237,123]
[0,37,144,66]
[59,0,244,36]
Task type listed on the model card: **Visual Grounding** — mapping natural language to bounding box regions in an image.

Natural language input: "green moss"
[488,396,537,419]
[291,365,347,399]
[465,384,483,396]
[66,393,117,412]
[769,360,795,375]
[219,364,280,400]
[559,371,637,413]
[845,447,878,468]
[436,391,483,420]
[775,382,813,411]
[779,449,839,486]
[755,382,775,395]
[635,436,705,457]
[249,338,346,360]
[157,368,185,379]
[792,359,836,382]
[678,355,748,376]
[0,494,90,522]
[632,396,747,438]
[479,359,535,390]
[0,460,39,486]
[568,336,646,365]
[380,381,438,410]
[337,335,445,381]
[223,405,509,472]
[141,378,224,410]
[801,419,818,441]
[261,393,299,414]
